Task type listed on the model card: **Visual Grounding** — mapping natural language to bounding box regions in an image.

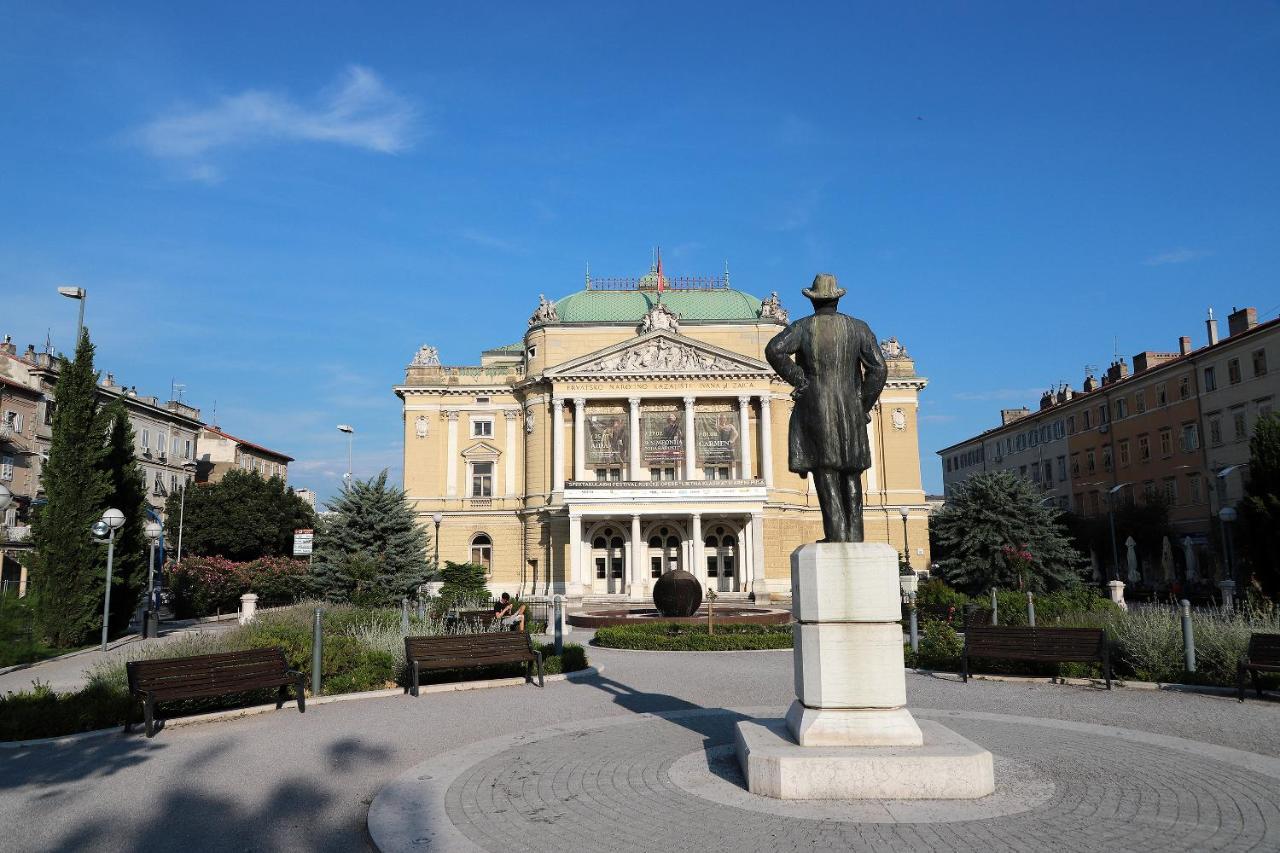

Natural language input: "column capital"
[750,509,764,520]
[737,394,752,407]
[551,397,565,410]
[690,511,702,521]
[628,396,642,407]
[444,409,459,421]
[573,397,587,407]
[503,410,518,421]
[632,513,642,522]
[683,395,696,406]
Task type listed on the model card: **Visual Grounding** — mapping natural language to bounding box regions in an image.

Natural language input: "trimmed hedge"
[593,622,793,651]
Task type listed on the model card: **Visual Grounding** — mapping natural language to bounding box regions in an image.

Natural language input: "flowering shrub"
[167,556,309,617]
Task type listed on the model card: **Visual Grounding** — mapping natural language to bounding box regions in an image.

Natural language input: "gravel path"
[3,644,1279,852]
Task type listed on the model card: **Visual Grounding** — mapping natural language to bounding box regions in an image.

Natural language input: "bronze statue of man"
[765,273,887,543]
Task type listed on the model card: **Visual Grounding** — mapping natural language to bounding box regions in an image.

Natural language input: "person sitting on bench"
[493,593,526,631]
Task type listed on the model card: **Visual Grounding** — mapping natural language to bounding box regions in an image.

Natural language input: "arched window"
[470,533,492,572]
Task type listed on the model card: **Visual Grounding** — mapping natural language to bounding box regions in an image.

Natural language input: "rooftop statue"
[765,273,888,543]
[528,294,560,327]
[759,291,789,323]
[411,345,441,367]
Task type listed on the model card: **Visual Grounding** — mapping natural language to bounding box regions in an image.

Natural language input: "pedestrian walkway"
[3,643,1279,852]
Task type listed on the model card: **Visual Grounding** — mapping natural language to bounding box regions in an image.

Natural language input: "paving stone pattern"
[444,711,1280,853]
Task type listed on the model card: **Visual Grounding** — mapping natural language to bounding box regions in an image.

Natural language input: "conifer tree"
[100,399,150,635]
[309,470,430,605]
[933,470,1086,594]
[1241,413,1280,597]
[28,330,111,647]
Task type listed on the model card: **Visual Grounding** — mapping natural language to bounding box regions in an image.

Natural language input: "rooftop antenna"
[585,260,590,289]
[44,329,53,354]
[724,259,731,288]
[1112,336,1121,363]
[211,399,217,429]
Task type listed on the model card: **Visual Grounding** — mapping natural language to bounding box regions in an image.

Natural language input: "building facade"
[397,267,931,603]
[938,305,1279,582]
[0,374,42,593]
[196,426,292,483]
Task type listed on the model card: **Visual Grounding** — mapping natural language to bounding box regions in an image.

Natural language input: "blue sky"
[3,3,1278,501]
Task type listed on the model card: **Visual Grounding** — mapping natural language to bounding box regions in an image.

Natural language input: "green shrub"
[593,622,793,651]
[438,562,489,608]
[915,579,969,608]
[916,620,963,670]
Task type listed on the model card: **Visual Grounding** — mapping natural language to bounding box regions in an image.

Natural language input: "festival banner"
[586,413,628,466]
[641,411,684,463]
[695,412,739,466]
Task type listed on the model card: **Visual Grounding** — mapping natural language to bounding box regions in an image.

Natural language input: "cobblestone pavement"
[5,645,1280,852]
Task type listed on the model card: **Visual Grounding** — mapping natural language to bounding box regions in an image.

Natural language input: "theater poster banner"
[642,411,684,463]
[695,412,739,466]
[586,413,628,466]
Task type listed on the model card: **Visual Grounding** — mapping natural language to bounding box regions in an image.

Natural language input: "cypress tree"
[101,399,150,635]
[309,470,430,605]
[933,470,1086,594]
[28,330,112,647]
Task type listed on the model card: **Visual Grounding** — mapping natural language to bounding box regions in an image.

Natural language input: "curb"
[590,642,792,654]
[0,665,601,750]
[907,667,1277,700]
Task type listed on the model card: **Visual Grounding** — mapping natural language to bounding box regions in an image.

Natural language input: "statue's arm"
[858,323,888,419]
[765,323,807,391]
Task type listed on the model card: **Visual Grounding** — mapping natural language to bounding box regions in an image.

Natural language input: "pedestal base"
[785,700,923,747]
[736,718,995,800]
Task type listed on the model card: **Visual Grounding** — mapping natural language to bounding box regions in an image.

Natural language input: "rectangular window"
[1057,456,1066,481]
[1138,435,1150,461]
[157,434,167,458]
[1156,383,1168,406]
[1067,416,1076,434]
[1164,478,1178,504]
[1115,399,1127,420]
[595,557,607,579]
[471,418,493,438]
[1032,465,1041,483]
[1119,440,1130,466]
[1254,349,1268,377]
[1083,411,1092,430]
[1088,491,1100,515]
[170,474,178,493]
[1102,445,1112,471]
[1043,461,1053,484]
[1099,404,1109,424]
[1233,409,1247,440]
[651,556,663,579]
[183,439,192,459]
[141,428,150,451]
[2,411,21,434]
[1189,475,1202,505]
[1070,453,1080,476]
[1209,416,1222,445]
[1228,358,1242,384]
[1203,366,1217,392]
[471,461,493,497]
[1086,451,1096,474]
[1159,428,1172,456]
[1179,376,1190,400]
[0,455,12,481]
[1135,391,1147,414]
[153,472,166,496]
[1181,423,1199,452]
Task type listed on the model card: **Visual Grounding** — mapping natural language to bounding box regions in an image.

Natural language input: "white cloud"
[136,65,417,175]
[459,229,521,253]
[1144,247,1210,266]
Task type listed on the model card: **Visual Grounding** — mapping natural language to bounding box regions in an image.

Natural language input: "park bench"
[962,626,1111,689]
[404,632,543,697]
[1237,633,1280,702]
[125,647,305,737]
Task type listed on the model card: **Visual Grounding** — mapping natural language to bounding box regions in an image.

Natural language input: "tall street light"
[337,424,355,485]
[94,507,125,652]
[433,512,443,572]
[143,520,162,638]
[57,286,86,344]
[1106,483,1131,582]
[897,506,910,571]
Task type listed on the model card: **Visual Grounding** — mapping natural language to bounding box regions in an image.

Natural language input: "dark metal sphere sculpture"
[652,569,702,618]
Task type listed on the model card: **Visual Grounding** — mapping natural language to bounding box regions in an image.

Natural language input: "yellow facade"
[396,275,929,602]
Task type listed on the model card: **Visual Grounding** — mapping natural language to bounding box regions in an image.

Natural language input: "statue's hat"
[802,273,845,301]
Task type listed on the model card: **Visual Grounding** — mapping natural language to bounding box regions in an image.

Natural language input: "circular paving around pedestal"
[368,706,1280,853]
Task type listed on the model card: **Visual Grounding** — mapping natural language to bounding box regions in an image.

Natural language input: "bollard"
[990,588,998,626]
[311,608,324,698]
[1180,599,1196,673]
[239,593,259,626]
[908,591,919,654]
[416,597,425,621]
[552,594,564,656]
[1026,592,1036,628]
[401,597,411,634]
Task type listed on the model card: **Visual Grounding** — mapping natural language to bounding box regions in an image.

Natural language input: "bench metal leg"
[1104,647,1112,690]
[1239,664,1247,702]
[411,661,420,697]
[144,695,157,738]
[1253,669,1263,699]
[534,651,544,688]
[296,675,306,713]
[276,685,287,710]
[124,695,137,733]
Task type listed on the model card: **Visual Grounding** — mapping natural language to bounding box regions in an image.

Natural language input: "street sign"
[293,529,314,556]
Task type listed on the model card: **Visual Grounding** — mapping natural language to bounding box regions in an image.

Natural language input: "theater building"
[396,266,930,603]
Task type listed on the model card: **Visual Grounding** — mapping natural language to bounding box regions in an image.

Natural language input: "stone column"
[750,511,768,603]
[628,397,643,480]
[572,397,587,482]
[503,411,517,497]
[737,395,752,480]
[691,513,704,586]
[551,398,565,493]
[738,521,750,594]
[18,560,28,597]
[567,512,583,596]
[630,514,643,598]
[1107,579,1127,611]
[683,395,698,479]
[445,410,459,496]
[759,395,774,487]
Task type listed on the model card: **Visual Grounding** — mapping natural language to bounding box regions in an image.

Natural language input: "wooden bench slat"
[963,627,1110,688]
[405,633,543,696]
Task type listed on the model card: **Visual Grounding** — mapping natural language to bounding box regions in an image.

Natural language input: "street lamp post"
[0,485,11,597]
[143,520,162,638]
[57,286,86,344]
[95,507,125,652]
[337,424,355,485]
[432,512,443,572]
[898,506,910,571]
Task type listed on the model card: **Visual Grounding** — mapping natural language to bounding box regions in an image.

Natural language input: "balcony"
[2,525,32,544]
[565,478,767,506]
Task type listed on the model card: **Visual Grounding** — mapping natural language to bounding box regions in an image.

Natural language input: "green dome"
[554,288,764,324]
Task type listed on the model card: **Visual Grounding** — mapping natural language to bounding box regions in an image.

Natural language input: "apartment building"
[196,425,292,483]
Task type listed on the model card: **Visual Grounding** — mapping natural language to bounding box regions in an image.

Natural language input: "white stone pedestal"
[1107,579,1127,611]
[736,542,994,800]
